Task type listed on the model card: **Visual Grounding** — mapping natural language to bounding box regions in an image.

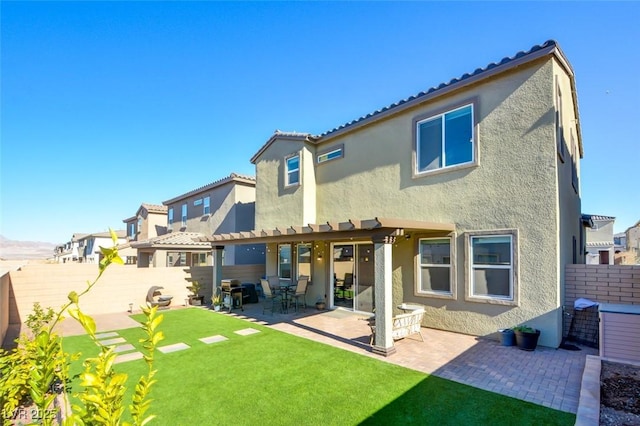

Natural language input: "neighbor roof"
[251,40,583,164]
[130,232,212,249]
[162,173,256,205]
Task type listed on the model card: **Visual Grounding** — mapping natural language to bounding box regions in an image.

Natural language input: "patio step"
[98,337,126,346]
[113,344,136,353]
[158,343,190,353]
[234,328,261,336]
[114,351,143,364]
[95,332,119,339]
[199,335,229,344]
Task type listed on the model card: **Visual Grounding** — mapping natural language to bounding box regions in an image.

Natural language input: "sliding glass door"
[332,243,374,313]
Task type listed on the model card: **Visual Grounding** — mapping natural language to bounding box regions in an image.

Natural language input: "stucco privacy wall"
[7,263,266,325]
[1,271,11,346]
[310,59,566,346]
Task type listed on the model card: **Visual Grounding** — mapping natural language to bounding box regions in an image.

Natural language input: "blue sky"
[1,1,638,244]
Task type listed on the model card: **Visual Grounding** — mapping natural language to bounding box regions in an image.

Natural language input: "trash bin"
[499,329,515,346]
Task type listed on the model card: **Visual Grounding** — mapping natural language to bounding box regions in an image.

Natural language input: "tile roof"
[251,40,583,163]
[141,203,168,214]
[162,173,256,205]
[130,232,211,249]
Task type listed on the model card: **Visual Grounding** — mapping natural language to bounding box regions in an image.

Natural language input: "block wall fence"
[563,264,640,347]
[0,262,265,345]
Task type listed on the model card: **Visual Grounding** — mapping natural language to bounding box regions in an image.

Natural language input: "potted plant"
[186,280,204,306]
[512,325,541,351]
[315,297,326,311]
[211,295,222,312]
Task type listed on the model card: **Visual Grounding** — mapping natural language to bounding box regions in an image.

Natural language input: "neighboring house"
[131,173,265,267]
[625,220,640,264]
[203,40,583,353]
[122,203,168,242]
[77,230,128,264]
[54,233,87,263]
[582,214,615,265]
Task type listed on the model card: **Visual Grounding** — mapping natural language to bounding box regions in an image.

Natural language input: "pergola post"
[372,235,396,356]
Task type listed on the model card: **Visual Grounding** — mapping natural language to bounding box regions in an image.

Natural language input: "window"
[570,131,579,194]
[416,104,474,174]
[168,208,174,230]
[194,198,203,206]
[192,252,207,266]
[278,244,292,279]
[137,217,142,234]
[203,196,210,215]
[297,243,312,278]
[556,82,566,162]
[418,238,451,295]
[129,223,135,238]
[469,232,516,302]
[181,203,187,226]
[285,155,300,186]
[317,146,343,164]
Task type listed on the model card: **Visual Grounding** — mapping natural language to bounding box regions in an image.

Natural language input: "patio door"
[331,243,375,313]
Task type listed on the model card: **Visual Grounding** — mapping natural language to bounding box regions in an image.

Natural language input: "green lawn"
[63,309,575,425]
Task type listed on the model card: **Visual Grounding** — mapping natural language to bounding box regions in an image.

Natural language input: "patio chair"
[146,286,172,308]
[260,279,282,315]
[289,275,309,312]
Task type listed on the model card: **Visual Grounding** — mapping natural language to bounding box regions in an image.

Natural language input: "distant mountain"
[0,235,57,260]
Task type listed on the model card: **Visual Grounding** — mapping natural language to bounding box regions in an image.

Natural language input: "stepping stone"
[98,337,126,346]
[114,351,143,364]
[158,343,190,353]
[95,332,119,339]
[113,344,135,353]
[199,335,228,344]
[234,328,261,336]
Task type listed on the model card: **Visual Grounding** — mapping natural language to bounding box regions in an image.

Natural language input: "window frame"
[181,203,187,227]
[285,153,300,187]
[317,144,344,164]
[278,243,292,280]
[465,230,518,306]
[296,243,312,279]
[556,79,566,162]
[413,98,478,178]
[415,236,455,299]
[203,196,211,215]
[168,208,174,230]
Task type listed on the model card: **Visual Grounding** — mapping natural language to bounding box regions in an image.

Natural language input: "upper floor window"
[203,196,210,215]
[416,104,474,174]
[168,208,174,230]
[181,203,187,226]
[317,146,344,164]
[129,223,135,238]
[467,231,517,304]
[417,238,452,296]
[137,217,142,233]
[194,198,203,206]
[556,81,566,162]
[285,154,300,186]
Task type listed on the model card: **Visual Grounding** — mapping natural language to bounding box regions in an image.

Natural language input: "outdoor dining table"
[278,282,295,313]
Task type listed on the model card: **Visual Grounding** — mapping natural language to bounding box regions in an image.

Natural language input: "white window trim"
[415,236,456,300]
[465,229,518,306]
[285,153,300,187]
[181,203,187,227]
[414,101,477,177]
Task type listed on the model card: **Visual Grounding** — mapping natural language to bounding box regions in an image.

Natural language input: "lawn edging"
[575,355,600,425]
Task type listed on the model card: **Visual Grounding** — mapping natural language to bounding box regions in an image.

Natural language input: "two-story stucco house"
[77,230,128,264]
[203,40,584,354]
[582,214,615,265]
[132,173,265,268]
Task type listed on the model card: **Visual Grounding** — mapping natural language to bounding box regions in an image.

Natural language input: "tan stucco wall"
[1,271,10,346]
[254,57,580,347]
[255,141,316,230]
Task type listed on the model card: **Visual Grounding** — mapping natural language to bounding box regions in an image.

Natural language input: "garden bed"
[600,360,640,425]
